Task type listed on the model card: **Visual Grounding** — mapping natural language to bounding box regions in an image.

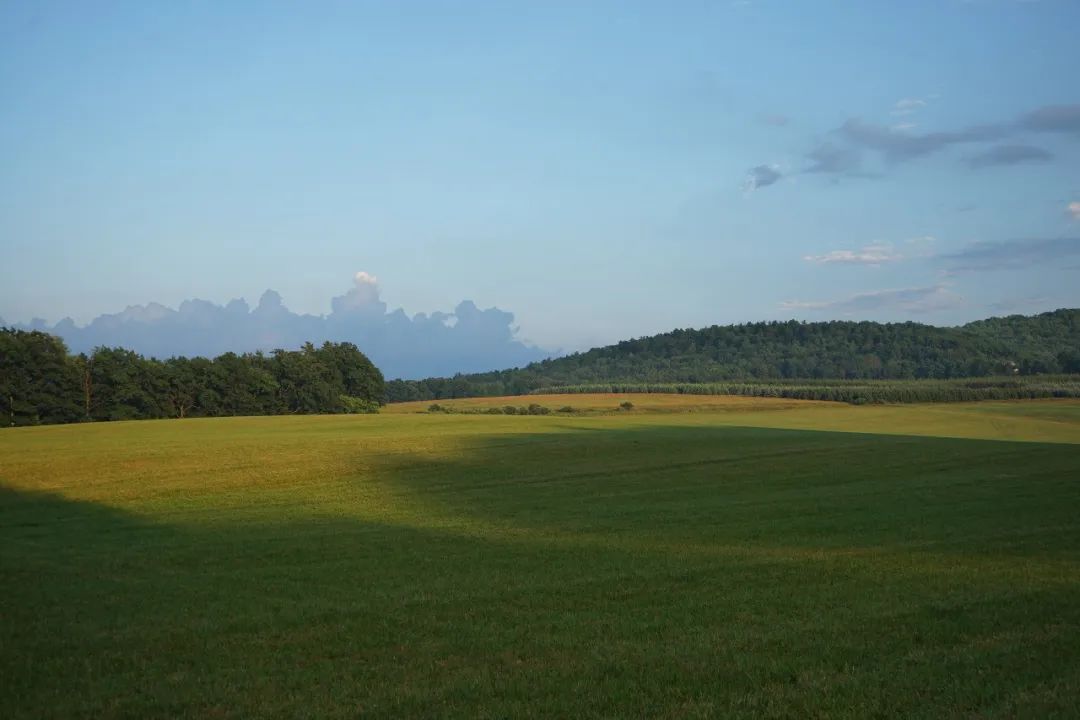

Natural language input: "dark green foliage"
[426,403,556,416]
[0,329,82,426]
[340,396,380,414]
[619,401,634,411]
[540,377,1080,404]
[385,309,1080,402]
[88,347,166,421]
[0,329,384,425]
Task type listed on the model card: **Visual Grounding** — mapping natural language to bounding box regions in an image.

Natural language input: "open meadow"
[3,395,1080,717]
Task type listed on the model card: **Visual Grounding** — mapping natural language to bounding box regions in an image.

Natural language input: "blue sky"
[2,0,1079,354]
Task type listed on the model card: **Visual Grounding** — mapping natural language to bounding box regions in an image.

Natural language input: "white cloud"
[803,242,902,266]
[333,271,383,313]
[892,98,927,116]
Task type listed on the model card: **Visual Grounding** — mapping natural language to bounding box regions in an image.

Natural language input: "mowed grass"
[2,398,1080,718]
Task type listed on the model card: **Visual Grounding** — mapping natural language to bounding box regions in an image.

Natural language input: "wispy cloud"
[905,235,937,247]
[989,296,1053,314]
[804,242,902,266]
[804,142,862,175]
[798,102,1078,179]
[891,97,928,116]
[939,237,1080,272]
[1068,201,1080,220]
[758,113,789,127]
[781,284,962,314]
[1018,105,1080,136]
[839,119,1007,163]
[965,143,1052,168]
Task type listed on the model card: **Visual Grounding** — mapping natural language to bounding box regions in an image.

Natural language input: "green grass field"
[3,396,1080,718]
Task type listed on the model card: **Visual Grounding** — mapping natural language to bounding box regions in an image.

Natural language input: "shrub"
[503,405,517,415]
[619,401,634,411]
[484,407,504,414]
[428,403,445,413]
[527,404,551,415]
[557,406,574,413]
[341,395,380,414]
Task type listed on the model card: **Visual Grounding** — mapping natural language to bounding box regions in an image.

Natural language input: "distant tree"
[73,353,94,420]
[163,357,198,419]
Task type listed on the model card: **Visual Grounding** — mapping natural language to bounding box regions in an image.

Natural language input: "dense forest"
[1,329,384,427]
[385,310,1080,402]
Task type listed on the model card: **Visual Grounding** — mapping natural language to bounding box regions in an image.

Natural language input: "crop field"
[2,396,1080,718]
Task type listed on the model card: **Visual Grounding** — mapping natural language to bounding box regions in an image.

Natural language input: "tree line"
[385,310,1080,402]
[536,378,1080,404]
[1,328,384,427]
[5,309,1078,425]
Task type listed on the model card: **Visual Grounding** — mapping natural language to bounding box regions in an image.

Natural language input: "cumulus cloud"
[16,275,551,379]
[1068,201,1080,220]
[965,143,1053,168]
[744,164,782,191]
[803,243,902,265]
[939,237,1080,272]
[780,285,962,314]
[330,270,385,315]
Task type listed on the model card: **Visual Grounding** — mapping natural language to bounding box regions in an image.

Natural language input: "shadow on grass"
[2,423,1080,718]
[355,423,1080,558]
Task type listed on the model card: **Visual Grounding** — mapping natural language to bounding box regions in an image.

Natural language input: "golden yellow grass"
[385,393,1080,444]
[384,392,821,414]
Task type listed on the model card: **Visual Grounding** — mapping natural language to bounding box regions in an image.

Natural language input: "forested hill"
[385,309,1080,401]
